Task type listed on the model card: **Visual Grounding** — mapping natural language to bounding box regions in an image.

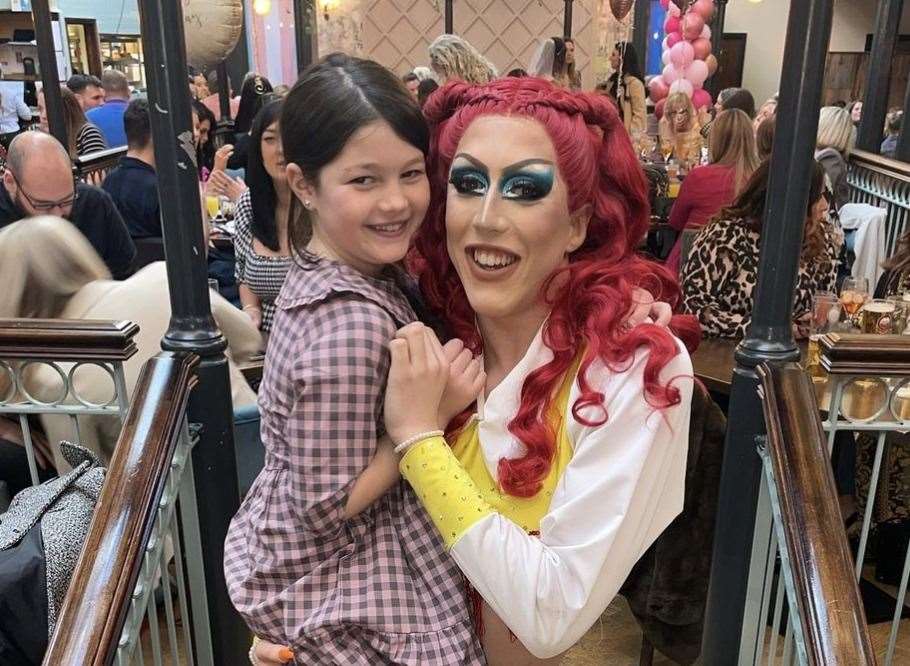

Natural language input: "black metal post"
[858,0,904,152]
[445,0,454,34]
[214,60,235,147]
[293,0,318,73]
[632,0,651,70]
[563,0,574,38]
[30,0,66,147]
[897,69,910,162]
[701,0,834,663]
[135,0,247,663]
[707,0,729,100]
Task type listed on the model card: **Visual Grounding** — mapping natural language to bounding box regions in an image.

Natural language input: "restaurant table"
[692,337,809,397]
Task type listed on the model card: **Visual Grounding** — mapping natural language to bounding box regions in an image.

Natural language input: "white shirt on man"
[0,81,31,134]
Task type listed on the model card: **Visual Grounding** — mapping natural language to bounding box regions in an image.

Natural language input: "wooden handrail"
[849,149,910,183]
[758,362,875,665]
[819,332,910,376]
[0,319,139,361]
[42,351,199,666]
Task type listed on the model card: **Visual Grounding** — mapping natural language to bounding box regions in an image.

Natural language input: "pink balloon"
[682,13,705,41]
[669,40,695,69]
[670,78,694,97]
[667,3,681,18]
[685,59,709,88]
[692,88,713,110]
[662,63,682,84]
[664,15,681,35]
[649,77,669,102]
[667,32,683,48]
[692,0,715,21]
[659,0,670,8]
[662,49,671,66]
[655,99,667,120]
[692,37,712,60]
[701,24,712,40]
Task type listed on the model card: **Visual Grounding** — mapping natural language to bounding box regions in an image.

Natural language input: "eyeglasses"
[9,171,78,213]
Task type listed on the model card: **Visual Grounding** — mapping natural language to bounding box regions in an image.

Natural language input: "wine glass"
[839,277,870,319]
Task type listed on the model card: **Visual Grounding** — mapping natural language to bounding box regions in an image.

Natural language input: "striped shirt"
[76,123,107,157]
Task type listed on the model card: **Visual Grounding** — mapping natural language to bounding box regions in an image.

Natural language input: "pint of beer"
[858,300,897,334]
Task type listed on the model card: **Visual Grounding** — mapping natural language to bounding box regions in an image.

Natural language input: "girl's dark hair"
[607,42,644,106]
[718,87,756,119]
[550,36,568,80]
[234,74,274,134]
[417,78,439,108]
[721,159,827,258]
[192,99,216,173]
[247,99,285,252]
[281,53,429,256]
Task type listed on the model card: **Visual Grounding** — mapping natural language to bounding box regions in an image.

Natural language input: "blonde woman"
[659,92,704,167]
[815,106,856,212]
[0,216,261,467]
[428,34,497,84]
[666,109,760,273]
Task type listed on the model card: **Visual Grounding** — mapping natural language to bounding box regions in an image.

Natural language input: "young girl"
[384,78,697,664]
[222,54,484,664]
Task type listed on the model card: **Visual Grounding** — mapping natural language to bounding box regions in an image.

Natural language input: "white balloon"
[184,0,243,68]
[669,78,694,97]
[662,49,671,66]
[700,24,713,41]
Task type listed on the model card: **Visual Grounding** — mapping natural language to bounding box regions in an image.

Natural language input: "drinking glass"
[205,195,220,220]
[886,295,910,334]
[805,291,839,375]
[858,299,898,334]
[839,277,870,318]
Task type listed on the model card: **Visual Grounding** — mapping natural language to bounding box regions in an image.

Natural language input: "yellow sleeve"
[399,436,495,550]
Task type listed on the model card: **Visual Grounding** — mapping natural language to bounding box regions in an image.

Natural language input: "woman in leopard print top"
[681,160,841,338]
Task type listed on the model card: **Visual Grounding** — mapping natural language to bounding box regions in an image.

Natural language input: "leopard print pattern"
[679,217,841,338]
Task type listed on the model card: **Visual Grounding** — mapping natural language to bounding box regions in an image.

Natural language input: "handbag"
[0,442,105,665]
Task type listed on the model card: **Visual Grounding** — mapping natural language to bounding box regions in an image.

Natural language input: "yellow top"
[450,356,580,533]
[400,356,581,549]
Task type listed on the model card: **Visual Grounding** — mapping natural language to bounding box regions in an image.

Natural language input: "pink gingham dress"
[223,257,484,665]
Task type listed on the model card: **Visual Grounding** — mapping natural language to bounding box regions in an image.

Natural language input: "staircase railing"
[746,361,875,665]
[847,149,910,257]
[0,320,218,665]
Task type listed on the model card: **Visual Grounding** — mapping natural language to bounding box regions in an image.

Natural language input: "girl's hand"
[213,144,234,173]
[384,323,449,445]
[252,638,294,665]
[438,339,485,429]
[625,288,672,328]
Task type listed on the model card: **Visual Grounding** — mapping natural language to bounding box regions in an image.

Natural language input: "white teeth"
[371,222,405,232]
[472,249,517,268]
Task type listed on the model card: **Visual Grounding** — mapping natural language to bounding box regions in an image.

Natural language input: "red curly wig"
[412,77,699,498]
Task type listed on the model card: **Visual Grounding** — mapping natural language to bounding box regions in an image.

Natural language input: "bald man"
[0,132,135,278]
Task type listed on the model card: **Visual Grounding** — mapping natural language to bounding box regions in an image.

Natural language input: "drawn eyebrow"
[451,152,488,172]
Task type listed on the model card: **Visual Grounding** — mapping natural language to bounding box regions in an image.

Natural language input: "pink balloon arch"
[650,0,717,112]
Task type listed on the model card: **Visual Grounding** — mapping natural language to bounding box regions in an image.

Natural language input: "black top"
[0,181,136,280]
[102,157,161,240]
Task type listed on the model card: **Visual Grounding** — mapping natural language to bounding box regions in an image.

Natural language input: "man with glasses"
[0,132,135,278]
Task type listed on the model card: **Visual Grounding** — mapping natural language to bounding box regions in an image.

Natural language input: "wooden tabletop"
[692,337,809,396]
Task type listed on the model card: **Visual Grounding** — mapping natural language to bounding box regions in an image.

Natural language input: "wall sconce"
[322,0,341,21]
[253,0,271,15]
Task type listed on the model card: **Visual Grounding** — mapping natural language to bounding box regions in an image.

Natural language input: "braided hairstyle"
[413,77,699,498]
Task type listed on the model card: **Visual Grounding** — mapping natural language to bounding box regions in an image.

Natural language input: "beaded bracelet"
[393,429,444,455]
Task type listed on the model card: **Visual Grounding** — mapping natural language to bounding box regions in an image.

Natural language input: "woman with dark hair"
[702,87,756,141]
[231,99,292,332]
[681,160,840,337]
[606,41,646,134]
[192,99,216,177]
[527,36,568,85]
[417,77,439,108]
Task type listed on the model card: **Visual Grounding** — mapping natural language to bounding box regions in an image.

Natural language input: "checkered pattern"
[223,259,483,664]
[233,191,293,333]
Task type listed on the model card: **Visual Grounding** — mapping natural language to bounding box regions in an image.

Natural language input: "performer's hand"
[251,638,293,665]
[625,288,672,328]
[385,323,449,445]
[213,144,234,173]
[438,339,485,429]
